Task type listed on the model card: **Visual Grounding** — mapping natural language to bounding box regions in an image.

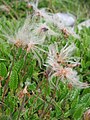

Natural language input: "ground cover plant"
[0,0,90,120]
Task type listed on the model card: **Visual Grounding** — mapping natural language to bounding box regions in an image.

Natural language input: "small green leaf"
[0,115,9,120]
[13,59,24,72]
[81,59,86,69]
[80,93,90,107]
[71,96,79,108]
[86,61,90,68]
[0,62,7,77]
[80,93,90,104]
[73,104,85,120]
[9,70,18,90]
[27,64,33,77]
[29,82,36,90]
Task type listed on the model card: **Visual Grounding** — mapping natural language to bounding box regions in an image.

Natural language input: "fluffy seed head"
[46,43,89,89]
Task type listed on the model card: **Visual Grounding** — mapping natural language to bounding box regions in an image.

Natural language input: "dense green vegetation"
[0,0,90,120]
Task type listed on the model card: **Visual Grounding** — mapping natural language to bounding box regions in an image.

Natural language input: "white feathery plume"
[53,67,90,89]
[45,43,89,88]
[30,2,80,38]
[47,43,80,66]
[2,16,47,67]
[53,13,76,27]
[32,23,58,37]
[78,19,90,31]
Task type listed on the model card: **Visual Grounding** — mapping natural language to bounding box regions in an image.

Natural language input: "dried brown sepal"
[61,28,70,38]
[18,90,24,99]
[15,40,22,48]
[67,83,73,90]
[0,76,3,81]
